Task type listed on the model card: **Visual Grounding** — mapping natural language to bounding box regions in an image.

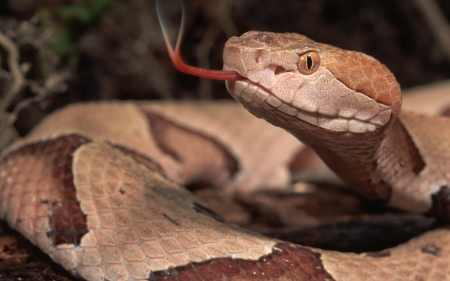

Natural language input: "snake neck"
[294,118,420,204]
[305,129,388,201]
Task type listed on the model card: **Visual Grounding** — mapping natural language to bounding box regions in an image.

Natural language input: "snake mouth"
[229,78,392,134]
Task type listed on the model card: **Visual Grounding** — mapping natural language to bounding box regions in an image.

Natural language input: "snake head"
[223,31,402,138]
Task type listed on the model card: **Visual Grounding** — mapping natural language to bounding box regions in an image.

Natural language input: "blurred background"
[0,0,450,140]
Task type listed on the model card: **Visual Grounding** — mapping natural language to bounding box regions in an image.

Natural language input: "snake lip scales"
[230,77,391,134]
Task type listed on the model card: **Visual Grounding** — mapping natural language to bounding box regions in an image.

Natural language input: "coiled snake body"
[1,31,450,280]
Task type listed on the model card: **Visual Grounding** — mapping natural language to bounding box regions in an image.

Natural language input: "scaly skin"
[224,31,450,214]
[0,31,450,281]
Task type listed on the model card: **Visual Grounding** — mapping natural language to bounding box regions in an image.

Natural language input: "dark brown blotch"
[47,135,90,245]
[1,134,90,246]
[149,243,336,281]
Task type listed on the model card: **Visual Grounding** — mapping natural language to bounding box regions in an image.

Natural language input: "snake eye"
[298,51,320,75]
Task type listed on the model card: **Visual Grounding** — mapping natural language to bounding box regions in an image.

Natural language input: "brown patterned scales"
[1,31,450,280]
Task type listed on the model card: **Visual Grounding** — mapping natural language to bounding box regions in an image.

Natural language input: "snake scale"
[1,28,450,280]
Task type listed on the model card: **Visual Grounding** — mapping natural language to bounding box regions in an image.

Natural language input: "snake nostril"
[274,65,288,75]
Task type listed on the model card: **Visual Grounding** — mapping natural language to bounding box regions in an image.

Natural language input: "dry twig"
[0,30,24,111]
[0,18,70,151]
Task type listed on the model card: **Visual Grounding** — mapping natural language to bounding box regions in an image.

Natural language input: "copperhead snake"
[2,26,450,281]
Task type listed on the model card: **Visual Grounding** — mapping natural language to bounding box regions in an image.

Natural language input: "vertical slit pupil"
[307,54,313,70]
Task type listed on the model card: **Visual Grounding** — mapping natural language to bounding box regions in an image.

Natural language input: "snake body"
[1,31,450,281]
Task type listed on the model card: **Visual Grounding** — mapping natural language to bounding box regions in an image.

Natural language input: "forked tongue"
[156,0,242,81]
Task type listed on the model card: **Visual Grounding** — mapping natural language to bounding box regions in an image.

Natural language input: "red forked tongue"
[156,0,243,81]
